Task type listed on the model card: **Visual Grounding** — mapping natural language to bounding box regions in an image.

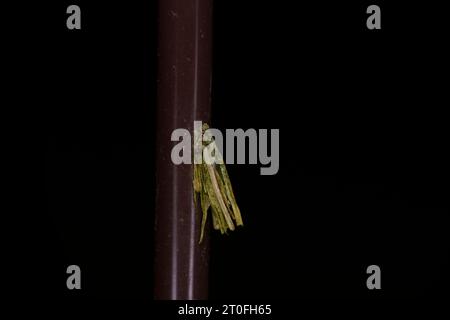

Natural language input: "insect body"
[193,123,243,243]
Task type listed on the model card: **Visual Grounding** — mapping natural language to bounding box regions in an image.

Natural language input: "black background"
[20,0,449,300]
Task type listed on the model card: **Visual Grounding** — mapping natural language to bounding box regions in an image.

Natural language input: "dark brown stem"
[154,0,212,300]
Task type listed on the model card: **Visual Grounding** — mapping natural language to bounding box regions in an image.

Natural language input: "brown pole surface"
[154,0,212,300]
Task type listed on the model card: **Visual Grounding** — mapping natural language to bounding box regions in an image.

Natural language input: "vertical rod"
[154,0,212,300]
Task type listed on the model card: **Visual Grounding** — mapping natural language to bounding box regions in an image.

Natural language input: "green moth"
[193,123,243,243]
